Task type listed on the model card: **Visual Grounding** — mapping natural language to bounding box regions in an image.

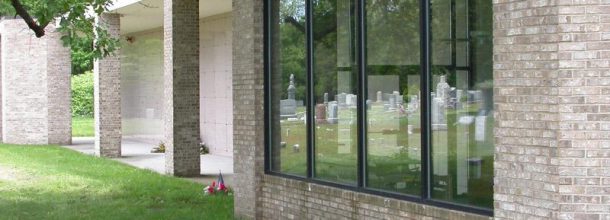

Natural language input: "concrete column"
[232,0,265,219]
[0,19,71,145]
[163,0,200,176]
[94,13,121,157]
[494,2,610,219]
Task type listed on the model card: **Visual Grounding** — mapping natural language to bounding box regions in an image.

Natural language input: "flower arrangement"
[203,171,231,195]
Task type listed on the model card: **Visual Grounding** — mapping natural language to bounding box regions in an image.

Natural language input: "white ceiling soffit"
[110,0,232,34]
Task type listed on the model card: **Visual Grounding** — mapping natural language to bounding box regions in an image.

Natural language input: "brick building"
[1,0,609,219]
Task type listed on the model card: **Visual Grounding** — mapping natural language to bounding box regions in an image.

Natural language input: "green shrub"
[71,71,94,117]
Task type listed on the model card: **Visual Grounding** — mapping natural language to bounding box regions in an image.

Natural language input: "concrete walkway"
[63,137,233,185]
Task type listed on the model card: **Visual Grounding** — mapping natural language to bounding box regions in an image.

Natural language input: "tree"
[0,0,119,74]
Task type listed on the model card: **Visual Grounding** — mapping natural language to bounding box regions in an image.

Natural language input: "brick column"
[494,2,610,219]
[554,4,610,220]
[0,19,71,145]
[47,28,72,145]
[94,13,121,157]
[232,0,265,219]
[163,0,200,176]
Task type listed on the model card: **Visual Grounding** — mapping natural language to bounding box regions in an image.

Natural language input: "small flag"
[217,170,226,191]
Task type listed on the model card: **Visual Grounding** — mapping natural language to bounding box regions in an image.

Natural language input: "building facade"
[1,0,608,219]
[233,0,610,219]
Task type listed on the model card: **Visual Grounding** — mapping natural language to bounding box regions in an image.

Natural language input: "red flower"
[218,183,226,191]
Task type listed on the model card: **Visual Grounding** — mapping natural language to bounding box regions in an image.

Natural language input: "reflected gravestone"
[431,93,447,130]
[287,74,295,100]
[337,93,347,107]
[436,75,450,106]
[389,96,396,110]
[327,101,338,124]
[431,76,450,130]
[315,104,327,123]
[323,92,329,105]
[280,74,297,119]
[280,100,297,119]
[377,91,383,103]
[345,94,354,106]
[393,91,403,105]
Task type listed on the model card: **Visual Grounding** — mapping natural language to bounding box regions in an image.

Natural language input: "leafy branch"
[2,0,119,60]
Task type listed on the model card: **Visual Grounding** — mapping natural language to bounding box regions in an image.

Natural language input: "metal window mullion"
[420,0,432,200]
[264,0,271,173]
[356,0,368,188]
[306,0,315,179]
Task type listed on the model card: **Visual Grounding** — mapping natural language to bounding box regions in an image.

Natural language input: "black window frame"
[263,0,493,216]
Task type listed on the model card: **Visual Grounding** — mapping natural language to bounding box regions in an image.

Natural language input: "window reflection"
[365,0,421,195]
[312,0,358,184]
[269,0,308,176]
[430,0,494,208]
[267,0,495,210]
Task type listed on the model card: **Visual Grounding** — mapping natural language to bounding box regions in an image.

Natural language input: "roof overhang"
[109,0,232,34]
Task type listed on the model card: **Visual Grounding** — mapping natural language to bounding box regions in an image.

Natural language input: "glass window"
[267,0,494,212]
[365,0,421,195]
[430,0,494,208]
[269,0,308,176]
[312,0,358,184]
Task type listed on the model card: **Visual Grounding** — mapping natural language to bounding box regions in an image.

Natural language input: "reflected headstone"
[323,92,329,104]
[436,75,450,105]
[393,91,403,105]
[287,74,296,100]
[337,93,347,107]
[431,95,447,130]
[377,91,383,103]
[346,94,354,106]
[280,99,297,119]
[389,96,396,110]
[315,104,327,123]
[327,101,338,124]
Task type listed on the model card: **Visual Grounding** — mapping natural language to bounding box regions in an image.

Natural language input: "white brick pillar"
[94,13,121,157]
[0,19,71,145]
[163,0,201,176]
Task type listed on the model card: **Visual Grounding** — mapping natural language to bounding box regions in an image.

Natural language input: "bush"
[71,72,94,117]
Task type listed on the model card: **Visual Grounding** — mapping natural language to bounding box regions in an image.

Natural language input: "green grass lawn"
[0,144,233,219]
[72,117,94,137]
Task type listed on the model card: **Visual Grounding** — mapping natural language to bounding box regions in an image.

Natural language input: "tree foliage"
[0,0,118,74]
[71,71,94,117]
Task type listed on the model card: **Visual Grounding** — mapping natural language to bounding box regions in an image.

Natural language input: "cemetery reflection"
[365,0,422,195]
[269,0,308,176]
[429,75,494,208]
[270,0,494,210]
[311,0,358,184]
[429,0,494,208]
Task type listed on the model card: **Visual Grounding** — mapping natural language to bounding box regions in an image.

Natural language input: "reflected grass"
[277,103,494,208]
